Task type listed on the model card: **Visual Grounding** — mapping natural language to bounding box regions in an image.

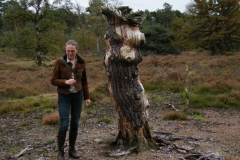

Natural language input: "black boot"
[69,132,80,159]
[57,135,66,160]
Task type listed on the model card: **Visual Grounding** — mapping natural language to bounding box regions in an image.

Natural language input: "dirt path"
[0,99,240,160]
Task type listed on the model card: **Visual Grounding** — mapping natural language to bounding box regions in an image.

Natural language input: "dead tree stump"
[100,6,154,152]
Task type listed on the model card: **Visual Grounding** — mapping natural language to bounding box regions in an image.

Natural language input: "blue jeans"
[57,91,83,136]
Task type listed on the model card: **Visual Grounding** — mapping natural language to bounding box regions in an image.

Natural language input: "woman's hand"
[65,79,76,85]
[85,99,91,106]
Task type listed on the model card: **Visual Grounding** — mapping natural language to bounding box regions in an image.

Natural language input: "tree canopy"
[0,0,240,63]
[177,0,240,54]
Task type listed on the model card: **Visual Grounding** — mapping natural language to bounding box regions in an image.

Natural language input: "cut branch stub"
[101,6,153,151]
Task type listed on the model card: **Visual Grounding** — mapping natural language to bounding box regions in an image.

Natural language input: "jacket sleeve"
[81,63,90,100]
[51,58,68,87]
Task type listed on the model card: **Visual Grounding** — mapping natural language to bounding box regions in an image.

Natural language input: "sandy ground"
[0,96,240,160]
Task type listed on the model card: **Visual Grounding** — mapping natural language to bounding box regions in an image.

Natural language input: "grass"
[192,113,203,121]
[46,139,55,145]
[97,117,113,124]
[80,112,87,124]
[1,50,240,118]
[5,146,22,153]
[0,95,57,114]
[21,122,29,127]
[86,109,97,115]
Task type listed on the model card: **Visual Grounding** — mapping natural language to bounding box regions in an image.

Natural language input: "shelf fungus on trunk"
[100,6,154,152]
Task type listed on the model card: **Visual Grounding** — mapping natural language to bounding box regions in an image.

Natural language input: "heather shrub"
[0,105,11,114]
[1,51,240,114]
[213,94,240,107]
[196,84,211,94]
[189,93,214,108]
[90,83,108,102]
[143,81,182,93]
[209,81,232,94]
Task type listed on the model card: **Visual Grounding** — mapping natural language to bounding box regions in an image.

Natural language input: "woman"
[51,40,91,160]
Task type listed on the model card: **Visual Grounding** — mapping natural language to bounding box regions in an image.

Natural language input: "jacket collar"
[63,54,84,64]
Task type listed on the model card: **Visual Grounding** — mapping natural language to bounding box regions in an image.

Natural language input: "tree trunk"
[36,51,42,66]
[96,34,103,55]
[82,31,87,53]
[100,6,154,152]
[97,35,100,53]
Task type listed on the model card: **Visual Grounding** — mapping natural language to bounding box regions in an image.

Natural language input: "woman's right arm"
[51,59,68,87]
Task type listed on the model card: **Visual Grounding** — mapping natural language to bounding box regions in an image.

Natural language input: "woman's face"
[66,45,78,60]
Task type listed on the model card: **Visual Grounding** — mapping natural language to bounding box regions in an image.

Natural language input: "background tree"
[140,4,181,54]
[161,2,175,28]
[0,0,5,33]
[141,23,180,54]
[3,0,66,65]
[70,3,98,54]
[3,1,240,58]
[177,0,240,54]
[107,0,122,7]
[52,0,83,36]
[0,0,191,60]
[86,0,108,54]
[74,3,87,53]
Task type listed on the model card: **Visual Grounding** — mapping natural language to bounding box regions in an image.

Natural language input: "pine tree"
[177,0,240,54]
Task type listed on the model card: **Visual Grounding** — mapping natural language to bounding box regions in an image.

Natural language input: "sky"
[75,0,193,13]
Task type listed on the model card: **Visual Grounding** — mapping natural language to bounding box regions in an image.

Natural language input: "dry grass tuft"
[162,111,188,120]
[42,112,60,125]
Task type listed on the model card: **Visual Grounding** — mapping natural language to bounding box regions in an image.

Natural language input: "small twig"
[153,129,173,135]
[109,146,137,157]
[184,65,189,110]
[170,104,179,111]
[180,152,225,160]
[12,147,32,158]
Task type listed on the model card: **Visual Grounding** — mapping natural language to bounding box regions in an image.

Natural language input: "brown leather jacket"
[51,54,90,100]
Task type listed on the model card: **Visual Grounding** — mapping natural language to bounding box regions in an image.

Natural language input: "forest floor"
[0,93,239,160]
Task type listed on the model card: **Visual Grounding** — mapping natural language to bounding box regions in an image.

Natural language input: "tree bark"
[100,6,154,152]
